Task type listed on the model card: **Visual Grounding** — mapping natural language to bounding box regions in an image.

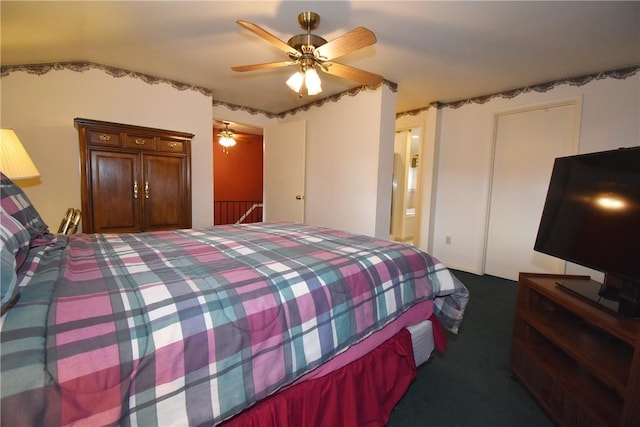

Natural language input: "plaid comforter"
[1,222,468,426]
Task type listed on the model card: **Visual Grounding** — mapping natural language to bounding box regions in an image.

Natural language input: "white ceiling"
[2,1,639,116]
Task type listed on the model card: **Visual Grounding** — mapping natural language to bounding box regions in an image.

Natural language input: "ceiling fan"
[215,121,261,154]
[231,12,383,97]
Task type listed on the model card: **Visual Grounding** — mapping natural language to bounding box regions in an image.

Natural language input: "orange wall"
[213,128,263,201]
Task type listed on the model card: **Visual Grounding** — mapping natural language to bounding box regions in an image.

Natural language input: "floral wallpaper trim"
[396,65,639,118]
[213,80,397,119]
[4,61,634,120]
[212,100,280,119]
[0,61,214,97]
[1,61,396,119]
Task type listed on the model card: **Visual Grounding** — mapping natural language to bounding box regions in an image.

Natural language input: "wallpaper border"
[214,80,398,119]
[1,61,396,119]
[396,65,640,118]
[0,61,213,97]
[2,61,637,120]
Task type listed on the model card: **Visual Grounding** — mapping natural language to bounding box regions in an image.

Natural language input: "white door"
[485,101,580,280]
[263,120,306,222]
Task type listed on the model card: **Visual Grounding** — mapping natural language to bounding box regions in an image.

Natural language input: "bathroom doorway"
[390,128,421,244]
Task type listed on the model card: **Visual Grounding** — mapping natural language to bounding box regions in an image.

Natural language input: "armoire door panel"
[143,155,187,230]
[90,151,142,233]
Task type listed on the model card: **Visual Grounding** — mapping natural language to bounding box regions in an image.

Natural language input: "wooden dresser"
[510,273,640,427]
[75,118,193,233]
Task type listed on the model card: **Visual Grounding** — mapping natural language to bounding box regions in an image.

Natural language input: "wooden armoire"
[75,118,193,233]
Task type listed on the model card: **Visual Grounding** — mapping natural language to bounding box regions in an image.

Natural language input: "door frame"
[394,124,425,246]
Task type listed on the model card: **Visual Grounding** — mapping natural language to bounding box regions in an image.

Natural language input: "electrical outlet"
[445,236,452,245]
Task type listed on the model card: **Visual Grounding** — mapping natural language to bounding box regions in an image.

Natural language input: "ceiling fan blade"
[231,61,296,72]
[315,27,377,61]
[237,20,299,56]
[323,62,384,87]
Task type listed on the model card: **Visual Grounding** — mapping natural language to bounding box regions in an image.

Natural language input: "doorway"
[212,121,264,225]
[390,128,421,244]
[213,119,307,225]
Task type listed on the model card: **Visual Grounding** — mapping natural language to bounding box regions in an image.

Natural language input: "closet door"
[89,150,143,233]
[143,154,189,231]
[484,102,579,280]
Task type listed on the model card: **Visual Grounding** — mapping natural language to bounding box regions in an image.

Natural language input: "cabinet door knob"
[133,181,139,199]
[145,181,150,199]
[295,195,304,200]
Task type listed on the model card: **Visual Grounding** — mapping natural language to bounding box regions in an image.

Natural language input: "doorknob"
[295,195,304,200]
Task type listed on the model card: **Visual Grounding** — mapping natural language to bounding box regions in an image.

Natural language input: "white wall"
[1,68,213,229]
[430,74,640,274]
[5,65,634,269]
[2,66,395,238]
[214,86,397,238]
[374,86,398,238]
[283,86,396,237]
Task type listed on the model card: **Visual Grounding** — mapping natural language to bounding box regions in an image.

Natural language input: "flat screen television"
[534,146,640,317]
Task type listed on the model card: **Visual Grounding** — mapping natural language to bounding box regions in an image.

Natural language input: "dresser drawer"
[124,134,156,151]
[88,130,121,147]
[157,139,185,153]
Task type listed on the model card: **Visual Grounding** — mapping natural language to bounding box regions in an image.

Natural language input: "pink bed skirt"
[220,328,417,427]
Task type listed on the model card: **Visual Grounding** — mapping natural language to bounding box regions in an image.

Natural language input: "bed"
[1,173,469,427]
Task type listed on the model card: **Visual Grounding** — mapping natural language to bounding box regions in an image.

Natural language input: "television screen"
[534,146,640,281]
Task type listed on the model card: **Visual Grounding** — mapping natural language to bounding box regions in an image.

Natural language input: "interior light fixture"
[218,122,236,154]
[0,129,41,180]
[286,65,323,97]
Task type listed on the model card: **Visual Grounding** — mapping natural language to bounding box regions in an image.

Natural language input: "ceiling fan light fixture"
[218,122,236,153]
[286,67,323,96]
[219,135,236,148]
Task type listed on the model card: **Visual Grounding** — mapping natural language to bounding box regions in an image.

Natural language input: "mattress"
[407,319,434,366]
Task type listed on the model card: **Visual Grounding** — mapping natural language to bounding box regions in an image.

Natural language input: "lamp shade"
[0,129,41,180]
[286,68,323,96]
[286,71,305,93]
[304,68,322,95]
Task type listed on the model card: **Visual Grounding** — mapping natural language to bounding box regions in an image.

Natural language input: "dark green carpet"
[387,270,553,426]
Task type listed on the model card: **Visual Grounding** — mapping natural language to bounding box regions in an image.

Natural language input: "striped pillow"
[0,172,51,243]
[1,209,32,314]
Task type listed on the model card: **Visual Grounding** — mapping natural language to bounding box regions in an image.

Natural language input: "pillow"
[0,172,51,242]
[1,209,32,314]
